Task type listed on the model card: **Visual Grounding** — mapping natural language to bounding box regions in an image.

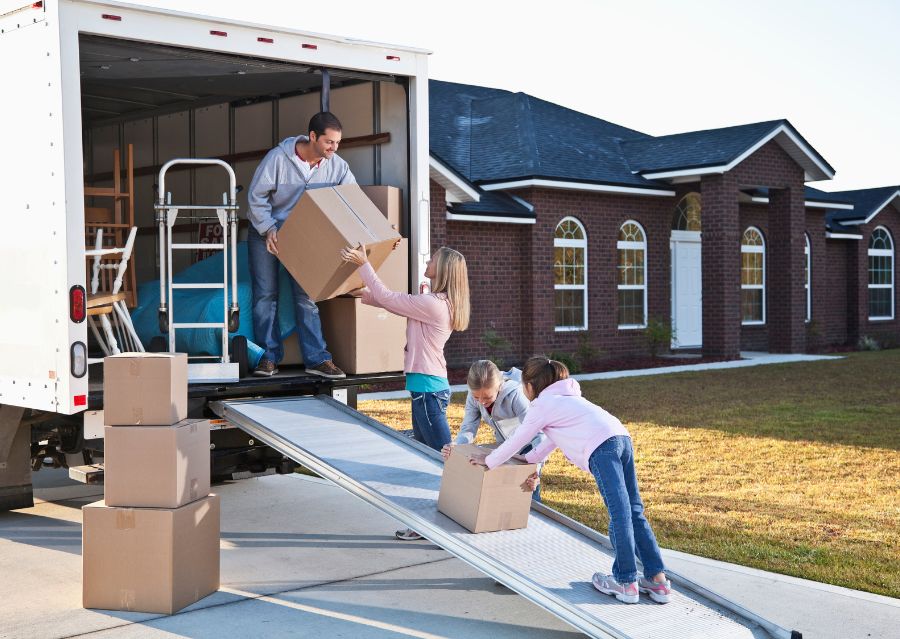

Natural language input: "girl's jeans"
[410,390,452,451]
[588,435,666,584]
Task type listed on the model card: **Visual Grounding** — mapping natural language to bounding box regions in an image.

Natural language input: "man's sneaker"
[305,359,346,379]
[638,576,672,603]
[592,573,639,604]
[253,359,279,377]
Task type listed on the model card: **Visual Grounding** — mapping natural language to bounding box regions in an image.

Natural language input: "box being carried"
[82,495,220,614]
[438,444,537,533]
[103,353,187,426]
[277,184,401,302]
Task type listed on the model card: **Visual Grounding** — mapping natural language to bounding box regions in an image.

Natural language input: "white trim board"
[429,156,481,203]
[642,124,835,182]
[480,179,675,197]
[445,211,535,224]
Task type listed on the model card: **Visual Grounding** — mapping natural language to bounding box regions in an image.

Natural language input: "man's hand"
[341,244,368,266]
[441,443,454,460]
[523,472,540,492]
[467,452,489,467]
[266,228,279,256]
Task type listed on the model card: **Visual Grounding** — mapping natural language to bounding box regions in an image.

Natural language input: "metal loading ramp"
[214,396,800,639]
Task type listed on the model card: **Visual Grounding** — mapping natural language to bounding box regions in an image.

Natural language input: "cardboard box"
[281,331,303,366]
[319,297,406,374]
[360,185,402,231]
[438,444,536,533]
[277,184,401,302]
[82,495,220,614]
[375,237,409,292]
[103,353,187,426]
[103,419,210,508]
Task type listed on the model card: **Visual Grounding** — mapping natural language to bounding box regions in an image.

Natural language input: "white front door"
[671,231,702,348]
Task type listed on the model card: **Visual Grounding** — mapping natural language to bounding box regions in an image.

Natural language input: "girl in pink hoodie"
[341,244,470,540]
[468,356,672,605]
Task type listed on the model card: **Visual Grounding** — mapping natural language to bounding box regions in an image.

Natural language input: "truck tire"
[230,335,249,378]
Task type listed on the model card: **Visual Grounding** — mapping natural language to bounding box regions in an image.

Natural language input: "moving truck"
[0,0,432,509]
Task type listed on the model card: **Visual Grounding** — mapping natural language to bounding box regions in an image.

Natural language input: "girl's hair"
[521,356,569,397]
[467,359,502,391]
[430,247,470,331]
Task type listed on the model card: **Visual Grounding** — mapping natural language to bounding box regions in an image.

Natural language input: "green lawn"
[359,350,900,597]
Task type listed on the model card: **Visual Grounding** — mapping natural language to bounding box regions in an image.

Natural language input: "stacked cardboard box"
[438,444,537,533]
[282,185,408,370]
[83,353,220,614]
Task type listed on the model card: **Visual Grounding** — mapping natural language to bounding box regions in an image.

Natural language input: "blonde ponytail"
[430,247,470,331]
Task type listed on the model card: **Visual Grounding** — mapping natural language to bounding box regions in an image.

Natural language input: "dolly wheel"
[228,309,240,333]
[148,336,168,353]
[230,335,249,378]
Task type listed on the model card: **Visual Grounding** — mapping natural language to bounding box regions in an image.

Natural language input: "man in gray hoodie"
[246,112,355,377]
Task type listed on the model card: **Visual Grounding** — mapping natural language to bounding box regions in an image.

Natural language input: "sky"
[133,0,900,192]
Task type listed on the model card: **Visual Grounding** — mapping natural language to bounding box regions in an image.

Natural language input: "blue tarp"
[131,242,300,368]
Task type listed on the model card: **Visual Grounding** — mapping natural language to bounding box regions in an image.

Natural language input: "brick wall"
[849,207,900,346]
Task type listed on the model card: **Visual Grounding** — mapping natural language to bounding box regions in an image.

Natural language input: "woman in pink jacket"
[468,356,672,605]
[341,244,469,535]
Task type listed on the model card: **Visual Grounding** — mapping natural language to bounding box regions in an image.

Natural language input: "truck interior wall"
[84,82,409,287]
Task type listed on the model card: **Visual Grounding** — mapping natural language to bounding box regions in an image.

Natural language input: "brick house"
[426,80,899,366]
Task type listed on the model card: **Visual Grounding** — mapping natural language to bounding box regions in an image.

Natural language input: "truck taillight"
[386,55,400,61]
[302,43,317,50]
[210,30,227,37]
[70,285,86,323]
[257,37,273,44]
[32,2,43,8]
[71,342,87,378]
[101,14,122,21]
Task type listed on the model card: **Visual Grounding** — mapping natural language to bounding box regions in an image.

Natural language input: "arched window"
[617,221,647,328]
[868,227,895,320]
[672,193,702,231]
[554,217,587,330]
[805,233,811,322]
[741,227,765,324]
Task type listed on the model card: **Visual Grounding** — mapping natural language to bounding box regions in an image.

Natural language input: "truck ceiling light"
[71,342,87,379]
[70,285,86,323]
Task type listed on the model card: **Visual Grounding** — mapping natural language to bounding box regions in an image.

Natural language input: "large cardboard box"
[82,495,220,614]
[103,353,187,426]
[277,184,401,302]
[360,185,402,231]
[103,419,210,508]
[375,237,409,292]
[438,444,536,533]
[319,297,406,374]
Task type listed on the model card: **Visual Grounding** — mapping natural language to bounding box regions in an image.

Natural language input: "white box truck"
[0,0,432,509]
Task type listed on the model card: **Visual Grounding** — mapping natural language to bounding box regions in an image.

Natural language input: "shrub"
[645,317,674,357]
[481,328,512,369]
[858,335,880,351]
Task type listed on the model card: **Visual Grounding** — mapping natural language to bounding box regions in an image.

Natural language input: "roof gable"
[828,186,900,225]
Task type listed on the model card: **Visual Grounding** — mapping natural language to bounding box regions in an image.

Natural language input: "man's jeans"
[588,435,666,584]
[409,390,451,451]
[247,231,330,366]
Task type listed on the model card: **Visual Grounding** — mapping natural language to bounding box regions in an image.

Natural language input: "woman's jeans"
[588,435,666,584]
[247,231,330,366]
[409,390,451,451]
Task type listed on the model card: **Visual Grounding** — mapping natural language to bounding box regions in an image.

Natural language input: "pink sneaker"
[592,573,639,604]
[638,576,672,603]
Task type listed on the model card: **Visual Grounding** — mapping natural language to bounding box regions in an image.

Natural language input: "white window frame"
[617,220,648,329]
[868,226,895,321]
[805,233,811,323]
[741,226,766,326]
[554,216,588,331]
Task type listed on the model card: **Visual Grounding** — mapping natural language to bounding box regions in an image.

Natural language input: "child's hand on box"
[523,472,540,492]
[467,452,489,467]
[441,444,454,460]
